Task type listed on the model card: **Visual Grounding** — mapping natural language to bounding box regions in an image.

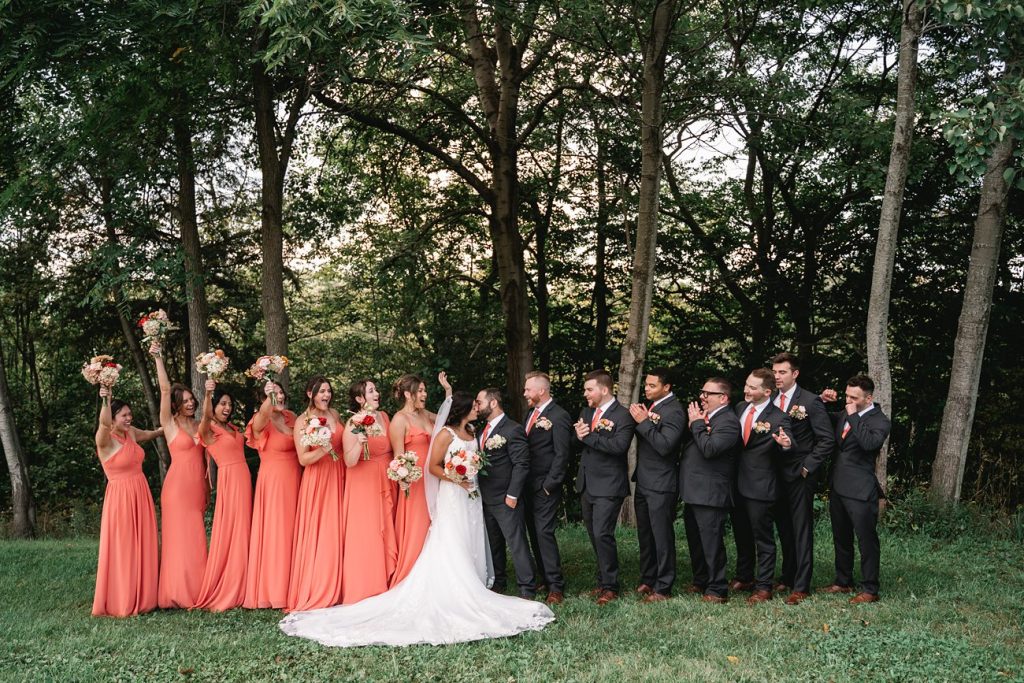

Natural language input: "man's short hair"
[646,367,673,388]
[771,352,800,370]
[482,387,503,406]
[707,376,732,396]
[584,369,614,390]
[750,367,775,390]
[525,370,551,388]
[846,375,875,395]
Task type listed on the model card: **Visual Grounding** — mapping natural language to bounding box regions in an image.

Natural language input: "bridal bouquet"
[349,411,384,460]
[82,355,123,387]
[245,355,289,406]
[386,451,423,498]
[138,309,177,345]
[301,414,337,461]
[195,350,230,381]
[444,449,486,499]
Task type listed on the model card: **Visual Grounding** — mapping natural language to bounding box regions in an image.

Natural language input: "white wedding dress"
[279,427,555,647]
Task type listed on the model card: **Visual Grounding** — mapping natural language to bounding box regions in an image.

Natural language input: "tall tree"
[865,0,924,501]
[0,343,36,538]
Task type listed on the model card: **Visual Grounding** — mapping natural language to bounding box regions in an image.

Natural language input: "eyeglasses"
[699,390,726,397]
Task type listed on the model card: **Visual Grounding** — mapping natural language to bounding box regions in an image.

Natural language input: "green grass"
[1,522,1022,682]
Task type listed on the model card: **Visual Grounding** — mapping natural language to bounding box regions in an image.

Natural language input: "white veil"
[423,396,451,521]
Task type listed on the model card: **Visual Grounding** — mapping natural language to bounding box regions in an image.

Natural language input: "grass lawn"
[1,521,1022,682]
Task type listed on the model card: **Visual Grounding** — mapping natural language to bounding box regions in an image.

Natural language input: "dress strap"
[442,426,457,438]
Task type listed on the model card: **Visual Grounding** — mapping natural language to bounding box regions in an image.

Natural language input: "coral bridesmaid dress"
[243,410,301,609]
[389,423,432,587]
[341,412,398,604]
[92,432,159,617]
[158,427,208,609]
[286,423,346,612]
[194,422,253,612]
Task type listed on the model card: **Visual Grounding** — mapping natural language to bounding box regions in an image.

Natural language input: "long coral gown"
[194,422,253,612]
[158,426,208,609]
[389,423,432,587]
[92,432,159,617]
[243,410,301,609]
[341,412,398,604]
[286,423,346,612]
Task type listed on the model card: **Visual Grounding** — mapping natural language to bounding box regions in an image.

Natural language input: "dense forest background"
[1,0,1021,536]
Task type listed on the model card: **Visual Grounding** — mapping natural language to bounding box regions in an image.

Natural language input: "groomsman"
[679,377,741,603]
[821,375,891,604]
[475,389,536,598]
[770,352,835,605]
[734,368,794,605]
[521,371,573,606]
[574,369,635,605]
[628,368,686,602]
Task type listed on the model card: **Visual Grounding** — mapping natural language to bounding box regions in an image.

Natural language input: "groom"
[475,388,536,598]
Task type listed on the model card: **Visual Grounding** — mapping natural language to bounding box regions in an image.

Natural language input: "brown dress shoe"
[643,592,670,603]
[746,589,773,605]
[684,584,704,594]
[729,579,755,592]
[818,584,853,594]
[773,582,790,593]
[701,594,728,604]
[596,590,618,605]
[585,588,604,598]
[545,592,564,605]
[849,592,879,604]
[785,591,810,605]
[635,583,653,595]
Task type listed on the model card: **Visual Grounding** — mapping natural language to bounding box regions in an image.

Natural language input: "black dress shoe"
[519,591,537,600]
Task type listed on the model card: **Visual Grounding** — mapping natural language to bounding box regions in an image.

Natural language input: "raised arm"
[132,425,164,443]
[198,378,216,445]
[149,344,176,438]
[249,381,278,439]
[94,386,113,452]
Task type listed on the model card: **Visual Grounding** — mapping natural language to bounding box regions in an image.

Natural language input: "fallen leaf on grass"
[178,668,194,675]
[727,656,739,664]
[822,623,829,633]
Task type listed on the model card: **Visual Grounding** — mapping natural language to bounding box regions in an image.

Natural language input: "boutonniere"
[484,434,507,450]
[595,418,615,432]
[753,421,772,434]
[788,405,808,420]
[535,416,553,431]
[649,412,662,425]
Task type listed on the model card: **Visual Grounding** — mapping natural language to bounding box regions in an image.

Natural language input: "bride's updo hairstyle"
[304,375,333,411]
[445,391,476,431]
[392,374,423,405]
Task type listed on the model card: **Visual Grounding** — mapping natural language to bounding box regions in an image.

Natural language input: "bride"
[280,391,555,647]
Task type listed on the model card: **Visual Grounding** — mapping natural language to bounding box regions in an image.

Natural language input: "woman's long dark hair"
[348,378,374,413]
[304,375,332,411]
[170,383,194,417]
[445,391,475,430]
[211,387,235,422]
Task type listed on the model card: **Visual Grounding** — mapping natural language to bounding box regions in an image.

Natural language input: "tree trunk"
[253,39,308,391]
[593,136,610,369]
[865,0,922,500]
[0,344,36,538]
[99,177,171,481]
[173,109,210,403]
[461,1,534,420]
[616,0,678,527]
[930,132,1016,504]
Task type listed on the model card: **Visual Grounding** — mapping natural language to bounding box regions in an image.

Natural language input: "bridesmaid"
[150,343,208,609]
[286,375,346,612]
[92,387,161,617]
[339,378,398,604]
[243,380,301,609]
[389,372,451,588]
[194,379,253,612]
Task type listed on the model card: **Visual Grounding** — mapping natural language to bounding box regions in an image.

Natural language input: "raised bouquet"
[245,355,289,406]
[386,451,423,498]
[195,349,230,381]
[82,355,122,405]
[300,414,337,461]
[138,309,177,345]
[349,411,384,460]
[444,448,487,499]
